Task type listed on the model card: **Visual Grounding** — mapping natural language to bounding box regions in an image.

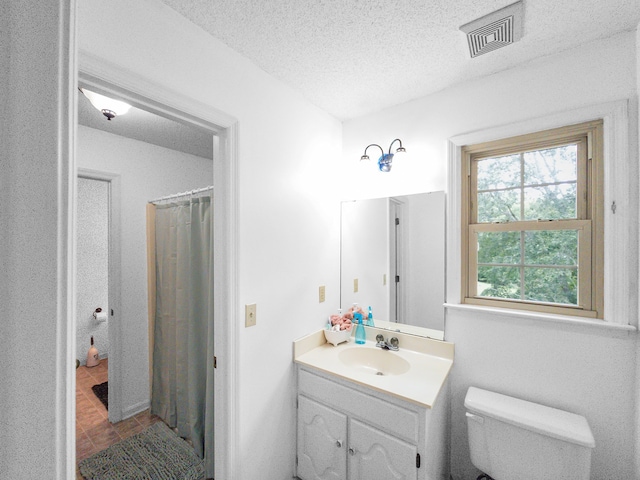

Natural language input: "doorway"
[389,197,405,323]
[75,176,109,374]
[75,170,121,423]
[73,66,239,478]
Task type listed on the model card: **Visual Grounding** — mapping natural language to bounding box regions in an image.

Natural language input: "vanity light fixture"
[359,138,406,172]
[80,88,132,121]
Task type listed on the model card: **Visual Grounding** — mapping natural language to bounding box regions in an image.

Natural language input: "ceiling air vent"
[460,1,523,58]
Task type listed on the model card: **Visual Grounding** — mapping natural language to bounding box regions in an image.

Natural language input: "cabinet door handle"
[348,447,355,456]
[336,440,342,448]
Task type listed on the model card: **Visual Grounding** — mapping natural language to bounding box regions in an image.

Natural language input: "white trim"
[446,142,463,306]
[77,168,124,423]
[121,399,151,421]
[447,99,635,326]
[603,102,633,323]
[58,2,77,479]
[213,122,240,479]
[78,50,234,132]
[75,60,240,479]
[445,303,636,336]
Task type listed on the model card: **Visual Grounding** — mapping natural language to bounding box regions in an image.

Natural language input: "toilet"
[464,386,595,480]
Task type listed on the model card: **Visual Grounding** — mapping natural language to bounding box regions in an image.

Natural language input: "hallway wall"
[77,124,213,417]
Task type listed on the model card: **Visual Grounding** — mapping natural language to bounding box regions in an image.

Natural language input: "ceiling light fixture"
[80,88,132,121]
[359,138,406,172]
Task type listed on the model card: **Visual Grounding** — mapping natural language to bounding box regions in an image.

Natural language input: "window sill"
[444,303,637,335]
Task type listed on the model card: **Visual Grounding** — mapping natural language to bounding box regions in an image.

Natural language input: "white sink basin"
[294,330,454,407]
[338,347,410,376]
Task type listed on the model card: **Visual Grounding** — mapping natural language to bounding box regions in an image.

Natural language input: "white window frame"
[447,100,635,327]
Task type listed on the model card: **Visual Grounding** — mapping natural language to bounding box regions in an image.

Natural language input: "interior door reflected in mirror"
[340,191,445,340]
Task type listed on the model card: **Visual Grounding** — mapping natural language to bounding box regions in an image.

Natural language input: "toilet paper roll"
[94,310,108,322]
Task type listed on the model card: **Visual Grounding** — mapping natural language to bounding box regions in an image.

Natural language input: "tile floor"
[75,358,162,479]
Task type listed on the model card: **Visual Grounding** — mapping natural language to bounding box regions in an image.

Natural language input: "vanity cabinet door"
[297,395,348,480]
[348,418,418,480]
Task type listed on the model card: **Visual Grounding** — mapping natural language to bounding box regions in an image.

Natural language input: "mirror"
[340,191,445,340]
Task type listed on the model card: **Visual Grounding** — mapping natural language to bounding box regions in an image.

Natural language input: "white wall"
[341,198,389,318]
[77,125,214,415]
[343,31,639,479]
[78,1,342,478]
[403,192,445,331]
[76,177,109,366]
[448,310,636,480]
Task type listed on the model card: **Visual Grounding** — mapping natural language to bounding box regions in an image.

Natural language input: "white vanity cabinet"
[296,366,449,480]
[348,418,418,479]
[297,395,347,480]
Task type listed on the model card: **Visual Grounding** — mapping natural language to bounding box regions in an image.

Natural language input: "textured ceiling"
[157,0,640,120]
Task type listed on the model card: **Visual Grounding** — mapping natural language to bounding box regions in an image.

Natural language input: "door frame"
[75,53,240,478]
[389,197,406,324]
[77,169,122,422]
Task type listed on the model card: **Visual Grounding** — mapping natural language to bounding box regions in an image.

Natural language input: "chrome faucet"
[375,334,399,351]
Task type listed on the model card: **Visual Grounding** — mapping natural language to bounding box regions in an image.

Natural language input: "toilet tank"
[464,387,595,480]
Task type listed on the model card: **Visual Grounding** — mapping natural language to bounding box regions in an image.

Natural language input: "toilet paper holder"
[93,307,103,319]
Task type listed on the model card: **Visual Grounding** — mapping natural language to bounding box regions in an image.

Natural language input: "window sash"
[470,138,588,224]
[467,219,593,316]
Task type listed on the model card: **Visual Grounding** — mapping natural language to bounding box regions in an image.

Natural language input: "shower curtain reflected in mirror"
[148,194,214,476]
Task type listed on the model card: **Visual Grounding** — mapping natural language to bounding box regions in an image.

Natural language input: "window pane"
[524,230,578,266]
[478,231,520,264]
[477,154,520,190]
[523,144,577,185]
[477,189,520,223]
[477,266,520,299]
[524,267,578,305]
[523,183,577,220]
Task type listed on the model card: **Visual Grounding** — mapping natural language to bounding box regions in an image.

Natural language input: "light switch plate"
[319,285,326,303]
[245,303,257,327]
[353,278,358,293]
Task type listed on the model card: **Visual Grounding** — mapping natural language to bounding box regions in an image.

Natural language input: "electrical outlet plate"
[245,303,257,327]
[319,285,326,303]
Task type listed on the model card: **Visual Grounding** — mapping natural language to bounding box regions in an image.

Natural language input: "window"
[461,121,603,318]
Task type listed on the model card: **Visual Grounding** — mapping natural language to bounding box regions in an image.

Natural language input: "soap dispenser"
[367,306,374,327]
[354,312,366,344]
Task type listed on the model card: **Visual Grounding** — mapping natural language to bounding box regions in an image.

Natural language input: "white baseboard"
[121,400,150,420]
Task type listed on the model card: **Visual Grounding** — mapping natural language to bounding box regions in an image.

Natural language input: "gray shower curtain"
[150,195,214,475]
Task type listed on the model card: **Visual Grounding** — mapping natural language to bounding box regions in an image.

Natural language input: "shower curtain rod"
[149,185,213,204]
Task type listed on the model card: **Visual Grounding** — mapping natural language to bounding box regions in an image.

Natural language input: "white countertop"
[293,328,454,408]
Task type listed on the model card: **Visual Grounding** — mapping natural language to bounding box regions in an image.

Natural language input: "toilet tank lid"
[464,387,595,448]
